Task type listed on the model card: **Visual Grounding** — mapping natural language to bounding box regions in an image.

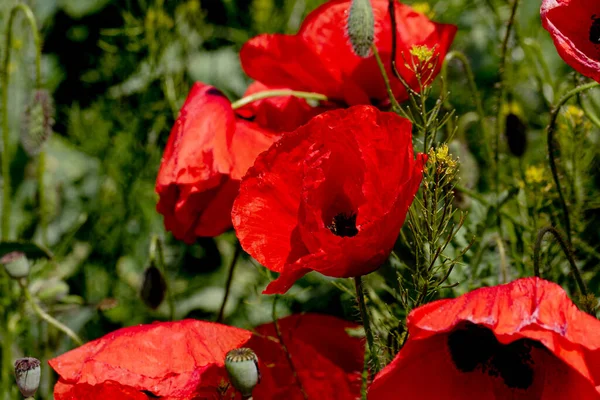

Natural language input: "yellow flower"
[525,165,544,185]
[412,3,434,18]
[410,45,435,64]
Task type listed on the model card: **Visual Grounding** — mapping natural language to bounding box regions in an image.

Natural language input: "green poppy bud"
[14,357,41,398]
[347,0,374,58]
[225,348,260,398]
[1,252,30,279]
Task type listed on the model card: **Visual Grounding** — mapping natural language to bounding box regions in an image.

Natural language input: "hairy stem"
[272,295,307,399]
[354,276,380,374]
[372,45,401,112]
[19,280,83,346]
[216,243,242,323]
[231,90,328,110]
[546,81,599,244]
[533,226,588,300]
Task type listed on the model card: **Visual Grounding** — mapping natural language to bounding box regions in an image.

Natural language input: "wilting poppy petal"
[368,278,600,399]
[156,81,320,242]
[541,0,600,82]
[241,0,457,106]
[232,105,426,294]
[50,314,363,399]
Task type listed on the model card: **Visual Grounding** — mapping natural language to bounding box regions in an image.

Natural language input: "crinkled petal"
[541,0,600,83]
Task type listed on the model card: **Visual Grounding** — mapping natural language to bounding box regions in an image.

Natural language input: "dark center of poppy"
[327,212,358,237]
[447,322,545,390]
[590,14,600,44]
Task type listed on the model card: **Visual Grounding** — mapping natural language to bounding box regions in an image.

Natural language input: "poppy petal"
[542,0,600,83]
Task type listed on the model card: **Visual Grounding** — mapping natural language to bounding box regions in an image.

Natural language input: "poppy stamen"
[328,212,358,237]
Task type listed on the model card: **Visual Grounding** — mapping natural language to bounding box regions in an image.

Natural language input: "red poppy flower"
[368,278,600,399]
[155,82,319,242]
[49,314,363,399]
[232,106,426,294]
[542,0,600,83]
[240,0,457,106]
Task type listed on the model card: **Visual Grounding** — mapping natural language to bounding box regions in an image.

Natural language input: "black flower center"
[590,14,600,44]
[447,322,545,390]
[327,212,358,237]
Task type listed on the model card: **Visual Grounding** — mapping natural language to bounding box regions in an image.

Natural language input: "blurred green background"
[1,0,600,398]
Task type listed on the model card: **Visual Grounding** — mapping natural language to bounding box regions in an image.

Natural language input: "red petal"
[250,314,364,399]
[240,0,457,105]
[53,380,150,400]
[542,0,600,83]
[368,330,600,399]
[237,81,329,132]
[234,106,424,293]
[156,83,279,240]
[368,278,600,399]
[49,320,252,398]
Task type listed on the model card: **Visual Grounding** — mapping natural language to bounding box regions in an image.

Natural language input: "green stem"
[2,3,42,240]
[494,0,520,218]
[372,45,401,112]
[441,51,491,162]
[230,90,328,110]
[533,226,588,300]
[150,236,174,320]
[216,242,241,323]
[272,295,307,400]
[37,151,47,246]
[354,276,380,374]
[546,81,599,244]
[19,280,83,346]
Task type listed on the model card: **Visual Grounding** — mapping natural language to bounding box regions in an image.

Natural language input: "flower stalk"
[354,275,380,374]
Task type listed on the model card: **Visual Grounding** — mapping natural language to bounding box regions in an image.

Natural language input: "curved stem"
[272,295,307,400]
[231,90,328,110]
[546,81,599,244]
[1,4,42,240]
[216,242,242,323]
[533,226,588,299]
[354,276,380,374]
[19,280,83,346]
[441,51,491,162]
[372,45,401,112]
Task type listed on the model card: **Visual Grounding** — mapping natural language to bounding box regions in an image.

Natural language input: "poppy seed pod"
[1,251,30,279]
[140,265,166,309]
[21,89,54,156]
[347,0,374,58]
[504,113,527,157]
[225,348,260,398]
[14,357,41,398]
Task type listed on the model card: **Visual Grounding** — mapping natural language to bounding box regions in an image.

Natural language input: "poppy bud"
[504,113,527,157]
[225,348,260,398]
[14,357,41,398]
[347,0,374,58]
[140,266,166,309]
[1,252,30,279]
[21,89,54,156]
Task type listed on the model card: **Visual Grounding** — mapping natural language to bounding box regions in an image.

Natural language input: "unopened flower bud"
[140,265,166,309]
[347,0,374,58]
[21,89,54,156]
[225,348,260,398]
[1,252,30,279]
[14,357,40,398]
[504,113,527,157]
